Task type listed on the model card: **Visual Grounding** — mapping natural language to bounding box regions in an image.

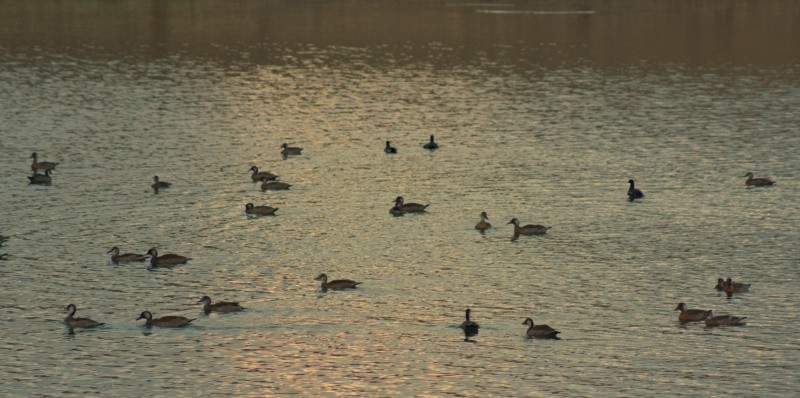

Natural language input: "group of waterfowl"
[457,308,561,341]
[27,152,57,185]
[673,276,752,328]
[385,135,439,154]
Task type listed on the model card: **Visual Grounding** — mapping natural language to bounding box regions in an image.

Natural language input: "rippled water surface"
[1,1,799,397]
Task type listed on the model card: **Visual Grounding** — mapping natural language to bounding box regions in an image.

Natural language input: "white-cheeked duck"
[136,311,194,328]
[64,304,104,329]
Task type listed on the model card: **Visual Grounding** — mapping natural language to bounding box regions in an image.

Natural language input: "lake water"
[1,1,799,396]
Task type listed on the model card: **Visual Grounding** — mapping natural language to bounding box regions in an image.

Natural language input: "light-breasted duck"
[280,143,303,156]
[628,179,644,201]
[63,304,104,328]
[146,248,191,268]
[522,317,560,339]
[245,203,278,215]
[743,172,774,186]
[108,247,148,263]
[249,166,278,182]
[384,141,397,154]
[30,152,58,172]
[508,218,550,237]
[152,176,171,190]
[261,177,291,190]
[394,196,428,213]
[198,295,245,314]
[460,308,480,337]
[28,170,52,185]
[136,311,194,328]
[704,310,747,327]
[423,135,439,150]
[314,273,361,291]
[475,211,491,231]
[674,302,712,323]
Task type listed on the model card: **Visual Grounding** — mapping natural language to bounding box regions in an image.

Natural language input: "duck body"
[475,211,491,231]
[108,247,148,263]
[198,296,245,314]
[315,273,361,291]
[28,170,52,185]
[627,179,644,201]
[704,311,747,327]
[261,178,291,190]
[151,176,171,190]
[280,143,303,156]
[30,152,58,172]
[64,304,104,329]
[137,311,194,328]
[146,248,190,267]
[508,218,550,236]
[423,135,439,150]
[675,302,712,323]
[743,172,774,186]
[384,141,397,154]
[522,317,560,339]
[394,196,428,213]
[245,203,278,215]
[460,308,480,337]
[250,166,278,182]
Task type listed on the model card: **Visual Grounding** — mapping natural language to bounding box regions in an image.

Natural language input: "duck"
[145,248,191,267]
[261,177,291,190]
[722,277,750,294]
[30,152,58,172]
[522,317,560,339]
[245,203,278,215]
[63,304,104,329]
[197,295,245,314]
[389,203,405,216]
[315,273,361,291]
[704,311,747,327]
[422,135,439,150]
[107,247,148,263]
[674,302,712,323]
[508,218,550,236]
[743,172,775,186]
[249,166,278,182]
[475,211,491,231]
[394,196,429,213]
[384,141,397,154]
[627,179,644,201]
[28,170,52,185]
[280,143,303,156]
[715,278,726,291]
[151,176,171,190]
[459,308,480,337]
[136,311,194,328]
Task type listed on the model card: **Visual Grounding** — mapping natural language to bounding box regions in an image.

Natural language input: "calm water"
[1,1,799,397]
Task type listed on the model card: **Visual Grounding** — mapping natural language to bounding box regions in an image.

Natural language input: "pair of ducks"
[674,303,747,326]
[28,152,57,184]
[715,277,751,294]
[107,247,191,268]
[384,135,439,154]
[250,167,290,190]
[459,309,561,339]
[390,196,429,216]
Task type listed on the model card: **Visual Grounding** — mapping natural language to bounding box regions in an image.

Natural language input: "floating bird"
[30,152,58,172]
[198,295,245,314]
[389,203,405,216]
[475,211,491,232]
[63,304,104,329]
[627,179,644,201]
[715,278,726,291]
[245,203,278,215]
[146,248,191,268]
[314,273,361,291]
[722,277,750,294]
[674,302,712,323]
[280,143,303,156]
[261,177,291,191]
[460,308,480,338]
[136,311,194,328]
[151,176,171,190]
[423,135,439,150]
[394,196,428,213]
[508,218,550,237]
[107,247,148,263]
[249,166,278,182]
[384,141,397,154]
[743,172,774,186]
[704,311,747,327]
[522,317,560,339]
[28,170,52,185]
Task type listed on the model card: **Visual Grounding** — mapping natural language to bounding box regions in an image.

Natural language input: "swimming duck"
[394,196,429,213]
[460,308,480,337]
[261,177,291,190]
[508,218,550,236]
[423,135,439,150]
[136,311,194,328]
[28,170,52,185]
[30,152,58,172]
[475,211,491,231]
[280,143,303,156]
[743,172,774,186]
[384,141,397,154]
[107,247,148,263]
[249,166,278,182]
[146,248,191,267]
[722,277,750,294]
[63,304,104,329]
[198,295,245,314]
[389,203,405,216]
[674,302,712,323]
[314,273,361,291]
[522,317,560,339]
[627,179,644,201]
[151,176,171,190]
[715,278,725,291]
[704,311,747,327]
[245,203,278,215]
